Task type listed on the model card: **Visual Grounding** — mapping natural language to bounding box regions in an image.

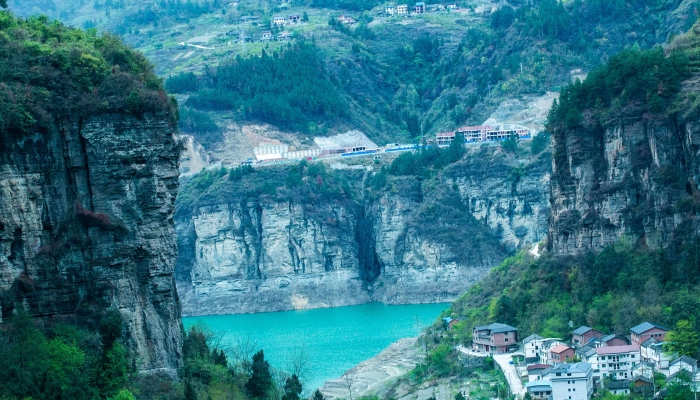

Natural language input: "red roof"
[596,345,640,355]
[551,345,572,353]
[527,364,551,371]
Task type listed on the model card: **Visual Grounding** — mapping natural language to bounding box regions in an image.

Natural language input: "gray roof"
[606,379,631,390]
[632,361,655,371]
[474,322,518,334]
[641,337,658,347]
[631,322,668,335]
[575,345,596,358]
[670,355,698,366]
[573,326,593,335]
[601,334,616,342]
[550,362,592,374]
[523,334,544,343]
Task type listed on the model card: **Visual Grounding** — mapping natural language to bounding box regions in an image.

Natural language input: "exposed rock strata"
[0,113,183,372]
[176,147,552,316]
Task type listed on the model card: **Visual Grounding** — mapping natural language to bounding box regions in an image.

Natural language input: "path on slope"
[455,345,525,397]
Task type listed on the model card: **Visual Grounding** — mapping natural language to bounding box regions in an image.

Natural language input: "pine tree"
[246,350,272,399]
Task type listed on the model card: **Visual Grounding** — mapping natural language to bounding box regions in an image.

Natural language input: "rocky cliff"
[0,113,183,372]
[548,31,700,254]
[175,146,551,316]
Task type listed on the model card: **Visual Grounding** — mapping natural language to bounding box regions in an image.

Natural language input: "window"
[556,373,562,376]
[505,338,509,342]
[573,388,576,392]
[567,373,571,376]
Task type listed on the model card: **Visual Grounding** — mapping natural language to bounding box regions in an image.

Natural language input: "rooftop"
[523,334,544,343]
[670,355,698,366]
[525,380,551,389]
[551,345,572,354]
[572,326,594,335]
[606,379,631,390]
[473,322,518,334]
[641,337,659,347]
[527,364,551,371]
[596,345,640,355]
[550,362,592,375]
[576,345,596,357]
[631,322,668,335]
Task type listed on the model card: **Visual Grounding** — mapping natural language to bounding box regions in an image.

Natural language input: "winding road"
[456,345,525,398]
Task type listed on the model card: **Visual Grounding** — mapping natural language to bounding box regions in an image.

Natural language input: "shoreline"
[319,337,425,399]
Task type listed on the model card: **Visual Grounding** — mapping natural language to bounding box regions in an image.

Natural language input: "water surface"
[183,302,448,392]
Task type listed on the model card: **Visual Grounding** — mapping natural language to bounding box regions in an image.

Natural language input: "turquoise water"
[183,302,448,392]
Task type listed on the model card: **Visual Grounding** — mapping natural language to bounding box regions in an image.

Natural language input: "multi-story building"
[538,339,567,365]
[525,380,552,399]
[572,326,604,347]
[631,322,668,346]
[396,4,408,15]
[640,338,672,370]
[551,345,576,364]
[471,322,518,353]
[597,345,640,381]
[523,334,545,363]
[414,1,425,13]
[548,362,594,400]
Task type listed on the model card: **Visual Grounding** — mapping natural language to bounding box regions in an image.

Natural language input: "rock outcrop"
[176,146,551,316]
[0,113,183,372]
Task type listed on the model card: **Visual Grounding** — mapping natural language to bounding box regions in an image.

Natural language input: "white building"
[597,344,640,381]
[670,356,698,376]
[522,334,544,363]
[538,339,566,365]
[640,338,672,371]
[525,380,552,399]
[548,362,594,400]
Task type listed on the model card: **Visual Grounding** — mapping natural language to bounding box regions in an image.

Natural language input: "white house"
[547,362,594,400]
[527,364,551,382]
[523,334,545,363]
[597,344,640,381]
[538,339,566,365]
[640,338,672,371]
[631,360,656,380]
[670,356,697,376]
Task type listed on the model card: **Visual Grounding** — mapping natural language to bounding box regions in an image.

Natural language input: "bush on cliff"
[0,11,176,136]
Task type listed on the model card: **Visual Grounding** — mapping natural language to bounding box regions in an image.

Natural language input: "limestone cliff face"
[549,116,700,253]
[176,147,551,316]
[0,113,183,372]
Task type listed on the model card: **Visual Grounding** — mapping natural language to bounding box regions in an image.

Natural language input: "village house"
[606,380,632,396]
[597,344,640,381]
[523,334,545,363]
[414,1,425,13]
[538,339,567,365]
[277,31,292,41]
[630,322,668,346]
[550,345,575,364]
[446,4,457,9]
[575,345,597,364]
[631,361,655,380]
[572,326,604,347]
[525,380,552,399]
[640,338,672,370]
[527,364,551,382]
[397,4,408,15]
[273,16,286,25]
[288,14,300,23]
[260,31,272,41]
[471,322,518,353]
[435,131,455,146]
[385,6,395,14]
[547,362,594,400]
[669,355,698,375]
[600,334,628,347]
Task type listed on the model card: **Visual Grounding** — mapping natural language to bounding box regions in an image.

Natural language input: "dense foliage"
[0,308,132,399]
[166,43,346,133]
[548,47,690,129]
[0,11,175,136]
[444,236,700,352]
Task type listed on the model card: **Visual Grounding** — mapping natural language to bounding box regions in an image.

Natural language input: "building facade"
[548,363,594,400]
[472,323,518,353]
[631,322,668,346]
[597,345,640,381]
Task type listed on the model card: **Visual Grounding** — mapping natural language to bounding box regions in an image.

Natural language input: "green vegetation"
[0,11,176,136]
[0,308,131,399]
[442,236,700,345]
[166,43,346,133]
[664,319,700,358]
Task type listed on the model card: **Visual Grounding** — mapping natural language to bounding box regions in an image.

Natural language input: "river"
[182,302,448,392]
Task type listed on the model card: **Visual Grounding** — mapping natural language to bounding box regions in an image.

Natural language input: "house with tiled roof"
[670,355,698,375]
[523,334,545,363]
[550,344,575,364]
[527,364,551,382]
[572,326,604,347]
[640,337,672,370]
[547,362,594,400]
[630,322,668,346]
[600,333,628,347]
[471,322,518,353]
[525,380,552,399]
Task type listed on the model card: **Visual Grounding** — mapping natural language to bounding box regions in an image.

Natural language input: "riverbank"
[319,337,425,399]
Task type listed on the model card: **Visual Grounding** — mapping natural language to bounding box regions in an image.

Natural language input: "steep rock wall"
[176,147,552,316]
[0,113,182,372]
